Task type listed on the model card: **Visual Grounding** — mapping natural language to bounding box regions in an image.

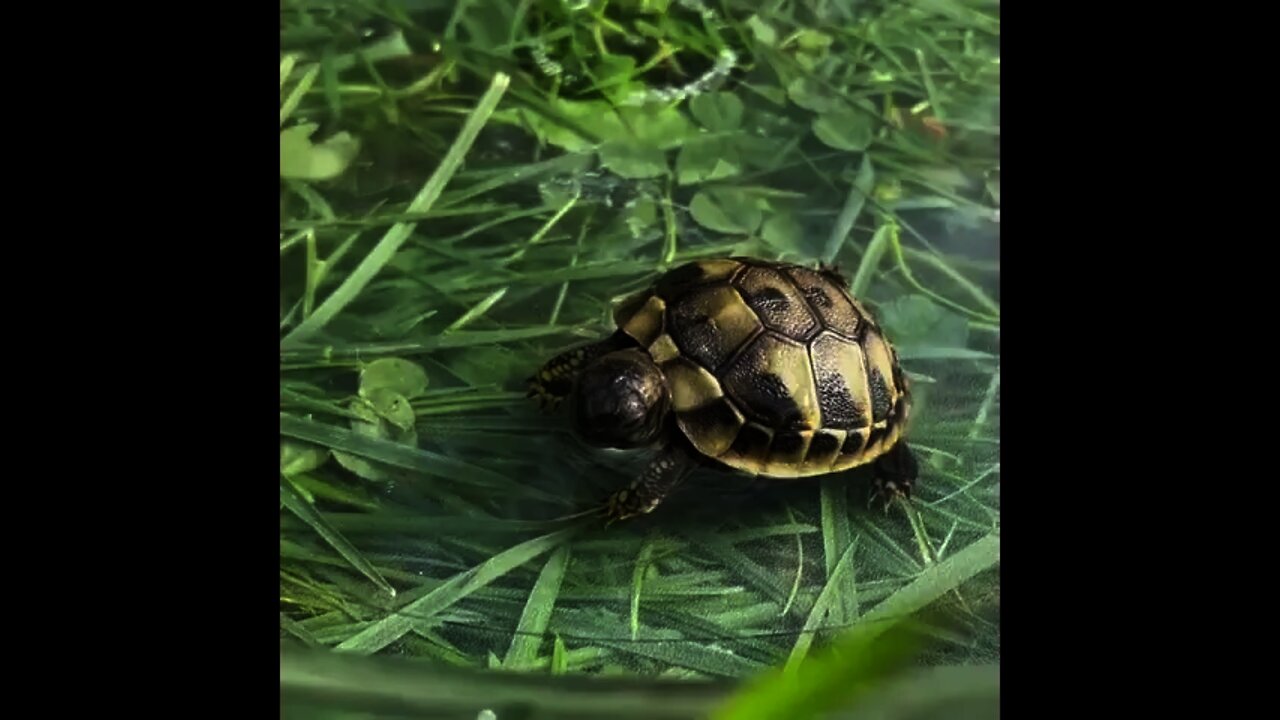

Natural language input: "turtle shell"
[613,257,911,478]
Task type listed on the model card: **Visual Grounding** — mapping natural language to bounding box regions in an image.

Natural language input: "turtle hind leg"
[526,331,631,412]
[869,440,919,513]
[603,440,697,525]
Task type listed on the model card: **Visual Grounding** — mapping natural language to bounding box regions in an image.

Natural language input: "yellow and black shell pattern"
[614,257,911,478]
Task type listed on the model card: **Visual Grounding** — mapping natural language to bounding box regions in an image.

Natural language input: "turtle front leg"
[603,442,697,525]
[869,440,919,513]
[526,331,629,412]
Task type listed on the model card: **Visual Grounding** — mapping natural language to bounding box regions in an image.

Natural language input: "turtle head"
[572,349,670,449]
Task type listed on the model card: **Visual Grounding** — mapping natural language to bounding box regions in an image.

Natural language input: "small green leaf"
[622,195,659,238]
[795,30,834,53]
[526,99,694,152]
[621,104,696,149]
[599,141,668,179]
[359,357,429,399]
[281,440,329,476]
[746,15,778,45]
[760,212,803,253]
[813,109,874,151]
[690,92,744,132]
[592,53,642,105]
[280,123,361,181]
[751,84,788,106]
[677,138,741,185]
[595,53,636,82]
[879,294,971,350]
[332,397,416,483]
[363,388,416,432]
[786,78,836,113]
[736,133,795,171]
[690,188,762,235]
[793,30,834,70]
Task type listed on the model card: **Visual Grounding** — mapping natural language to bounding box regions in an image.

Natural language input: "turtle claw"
[869,476,911,514]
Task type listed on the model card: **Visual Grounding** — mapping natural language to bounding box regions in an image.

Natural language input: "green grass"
[280,0,998,716]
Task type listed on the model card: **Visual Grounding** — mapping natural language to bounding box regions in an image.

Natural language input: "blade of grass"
[335,526,579,654]
[279,325,586,364]
[857,531,999,633]
[779,507,803,618]
[896,346,995,360]
[549,208,592,325]
[281,612,322,648]
[819,478,857,624]
[701,541,795,617]
[550,608,766,678]
[503,544,572,669]
[712,612,924,720]
[282,71,512,348]
[662,177,678,264]
[887,224,1000,323]
[436,151,593,210]
[508,191,579,262]
[280,54,298,89]
[823,155,874,264]
[281,63,320,126]
[850,221,893,296]
[630,541,657,641]
[784,537,857,675]
[283,643,731,719]
[442,287,508,334]
[901,245,1000,317]
[967,365,1000,440]
[288,473,378,511]
[279,413,562,503]
[640,607,785,667]
[280,476,396,598]
[550,635,569,675]
[900,499,974,614]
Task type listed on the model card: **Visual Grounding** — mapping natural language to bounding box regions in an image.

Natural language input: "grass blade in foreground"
[282,645,733,720]
[282,71,512,348]
[840,664,999,720]
[335,526,580,655]
[712,531,1000,720]
[712,615,924,720]
[785,538,856,674]
[857,530,999,635]
[503,544,572,669]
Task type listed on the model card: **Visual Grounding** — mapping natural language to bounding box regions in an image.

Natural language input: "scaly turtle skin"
[527,257,918,523]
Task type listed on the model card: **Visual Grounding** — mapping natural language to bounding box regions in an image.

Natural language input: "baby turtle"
[528,257,917,522]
